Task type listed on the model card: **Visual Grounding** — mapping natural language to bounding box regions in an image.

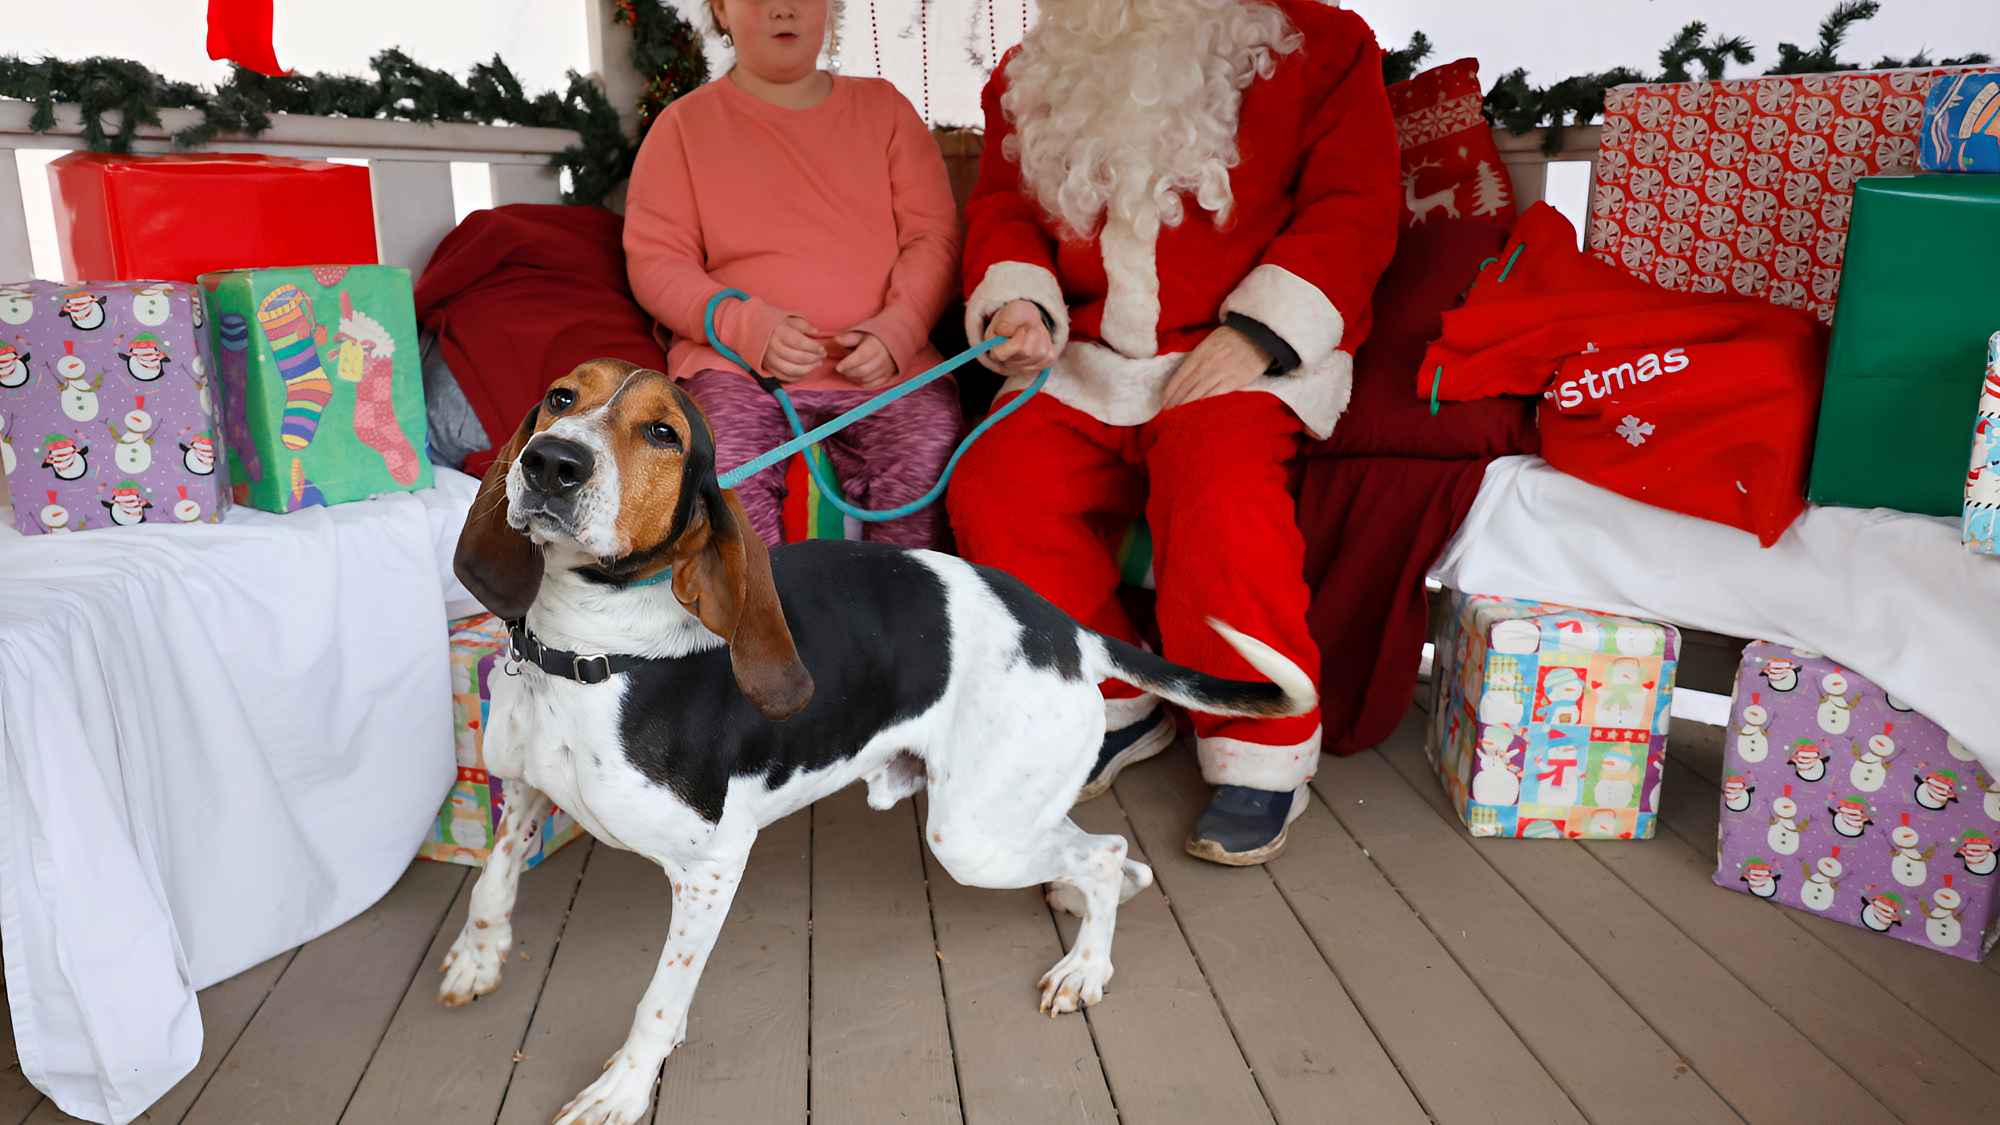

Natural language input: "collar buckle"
[572,653,614,685]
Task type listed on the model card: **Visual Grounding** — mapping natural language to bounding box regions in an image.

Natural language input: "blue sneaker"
[1076,709,1176,802]
[1185,784,1309,866]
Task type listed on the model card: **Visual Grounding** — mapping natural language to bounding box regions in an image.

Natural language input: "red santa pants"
[947,390,1322,790]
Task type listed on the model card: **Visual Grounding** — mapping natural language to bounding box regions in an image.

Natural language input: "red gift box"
[48,152,378,283]
[1587,69,1963,325]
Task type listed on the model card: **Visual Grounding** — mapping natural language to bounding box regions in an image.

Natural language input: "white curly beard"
[1000,0,1301,241]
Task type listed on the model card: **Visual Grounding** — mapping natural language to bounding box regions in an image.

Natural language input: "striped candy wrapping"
[254,284,331,451]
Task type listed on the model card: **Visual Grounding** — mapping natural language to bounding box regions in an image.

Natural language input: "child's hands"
[1161,324,1271,409]
[764,315,828,382]
[982,299,1057,377]
[831,331,897,388]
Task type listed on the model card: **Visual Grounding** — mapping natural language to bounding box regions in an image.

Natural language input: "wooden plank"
[182,862,467,1125]
[1313,717,1739,1125]
[1063,794,1274,1125]
[340,842,590,1124]
[808,787,959,1125]
[1113,754,1425,1125]
[655,812,811,1125]
[20,951,299,1125]
[1590,757,2000,1123]
[369,159,456,274]
[1269,789,1587,1125]
[916,799,1115,1125]
[1379,735,1894,1125]
[488,162,563,207]
[0,979,48,1125]
[1657,758,2000,1083]
[0,149,32,279]
[496,845,671,1125]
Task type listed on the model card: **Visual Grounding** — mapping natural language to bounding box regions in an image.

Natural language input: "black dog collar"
[506,618,664,686]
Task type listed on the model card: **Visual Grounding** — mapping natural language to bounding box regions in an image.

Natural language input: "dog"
[443,359,1315,1125]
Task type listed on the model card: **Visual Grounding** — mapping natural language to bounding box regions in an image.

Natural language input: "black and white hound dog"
[445,359,1315,1125]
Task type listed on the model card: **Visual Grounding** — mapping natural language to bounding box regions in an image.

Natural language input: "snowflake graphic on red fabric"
[1617,416,1656,447]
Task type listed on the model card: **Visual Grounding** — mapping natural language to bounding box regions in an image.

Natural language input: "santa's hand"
[764,315,828,382]
[1161,325,1271,409]
[982,300,1056,377]
[832,331,897,388]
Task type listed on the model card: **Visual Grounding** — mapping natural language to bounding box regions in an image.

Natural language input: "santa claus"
[947,0,1401,863]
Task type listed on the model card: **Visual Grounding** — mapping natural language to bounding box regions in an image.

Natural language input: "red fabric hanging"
[205,0,288,76]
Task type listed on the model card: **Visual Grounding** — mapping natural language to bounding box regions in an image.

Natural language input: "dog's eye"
[644,421,682,449]
[545,387,576,412]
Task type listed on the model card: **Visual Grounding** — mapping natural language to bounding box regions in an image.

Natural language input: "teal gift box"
[1808,175,2000,516]
[1921,70,2000,173]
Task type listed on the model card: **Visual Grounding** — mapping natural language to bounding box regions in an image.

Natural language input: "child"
[624,0,963,548]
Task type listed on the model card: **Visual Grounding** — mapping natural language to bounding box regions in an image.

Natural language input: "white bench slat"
[489,162,563,207]
[0,149,33,277]
[370,160,457,274]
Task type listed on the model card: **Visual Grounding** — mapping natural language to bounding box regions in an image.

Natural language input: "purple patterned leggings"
[683,369,965,549]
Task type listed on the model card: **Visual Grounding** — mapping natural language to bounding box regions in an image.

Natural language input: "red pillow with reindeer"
[1387,58,1515,228]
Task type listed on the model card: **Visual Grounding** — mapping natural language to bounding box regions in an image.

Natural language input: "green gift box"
[200,265,431,512]
[1809,175,2000,515]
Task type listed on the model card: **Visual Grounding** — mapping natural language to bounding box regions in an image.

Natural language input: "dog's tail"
[1086,619,1317,720]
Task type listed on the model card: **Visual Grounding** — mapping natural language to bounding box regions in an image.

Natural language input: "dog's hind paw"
[552,1050,659,1125]
[437,924,509,1007]
[1037,946,1113,1016]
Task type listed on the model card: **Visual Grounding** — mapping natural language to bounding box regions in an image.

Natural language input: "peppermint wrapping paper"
[1714,642,1998,961]
[1428,591,1678,840]
[0,279,229,534]
[1589,69,1960,325]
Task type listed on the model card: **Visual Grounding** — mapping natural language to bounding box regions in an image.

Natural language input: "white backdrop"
[7,0,1994,274]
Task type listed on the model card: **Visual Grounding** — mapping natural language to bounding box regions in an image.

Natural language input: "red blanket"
[414,204,668,477]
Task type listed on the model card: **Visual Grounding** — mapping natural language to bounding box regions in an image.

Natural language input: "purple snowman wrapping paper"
[1714,642,1998,961]
[0,279,228,534]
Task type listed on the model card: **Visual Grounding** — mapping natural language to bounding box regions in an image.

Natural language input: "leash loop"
[702,288,1050,521]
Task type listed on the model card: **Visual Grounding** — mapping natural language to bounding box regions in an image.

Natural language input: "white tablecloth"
[1431,456,2000,777]
[0,469,479,1123]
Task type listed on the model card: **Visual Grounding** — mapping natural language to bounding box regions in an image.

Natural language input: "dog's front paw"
[437,922,511,1007]
[1038,945,1113,1016]
[552,1051,660,1125]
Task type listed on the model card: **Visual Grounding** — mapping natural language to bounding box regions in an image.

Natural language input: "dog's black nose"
[519,437,594,499]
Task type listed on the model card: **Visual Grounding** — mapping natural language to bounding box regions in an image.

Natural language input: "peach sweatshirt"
[624,75,961,390]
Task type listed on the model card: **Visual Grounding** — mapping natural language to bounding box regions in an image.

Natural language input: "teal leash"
[703,288,1050,521]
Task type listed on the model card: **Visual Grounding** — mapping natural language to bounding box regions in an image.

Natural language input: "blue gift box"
[1921,70,2000,173]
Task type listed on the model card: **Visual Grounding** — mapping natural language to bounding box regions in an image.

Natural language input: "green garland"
[1451,1,1992,153]
[0,3,706,207]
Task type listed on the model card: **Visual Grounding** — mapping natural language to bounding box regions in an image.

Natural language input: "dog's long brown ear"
[454,404,543,619]
[673,486,813,721]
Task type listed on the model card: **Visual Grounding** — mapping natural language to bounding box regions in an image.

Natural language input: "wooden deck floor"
[8,706,1999,1125]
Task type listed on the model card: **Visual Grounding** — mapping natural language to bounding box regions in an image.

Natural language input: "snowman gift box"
[199,265,431,513]
[0,279,230,534]
[418,614,584,870]
[1714,642,1999,962]
[1427,591,1679,840]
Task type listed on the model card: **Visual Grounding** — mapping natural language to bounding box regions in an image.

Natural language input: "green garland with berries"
[0,0,1987,204]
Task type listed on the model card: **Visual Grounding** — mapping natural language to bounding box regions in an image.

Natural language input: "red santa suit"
[947,0,1402,790]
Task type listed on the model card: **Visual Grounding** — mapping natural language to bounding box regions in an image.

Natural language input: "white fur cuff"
[965,261,1071,359]
[1103,693,1160,731]
[1221,264,1344,369]
[1197,727,1323,790]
